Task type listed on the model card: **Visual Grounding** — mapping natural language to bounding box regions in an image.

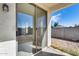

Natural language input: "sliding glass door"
[16,4,35,55]
[16,3,47,55]
[35,7,47,52]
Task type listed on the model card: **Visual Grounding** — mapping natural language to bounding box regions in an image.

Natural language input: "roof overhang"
[17,3,74,15]
[34,3,74,13]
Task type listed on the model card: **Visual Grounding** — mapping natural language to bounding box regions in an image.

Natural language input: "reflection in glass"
[35,7,47,52]
[16,13,34,54]
[16,4,47,55]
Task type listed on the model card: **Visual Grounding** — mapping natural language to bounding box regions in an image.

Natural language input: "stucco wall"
[0,3,16,42]
[0,3,16,56]
[47,13,51,46]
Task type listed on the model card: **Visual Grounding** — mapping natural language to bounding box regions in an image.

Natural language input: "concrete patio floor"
[18,46,71,56]
[35,47,71,56]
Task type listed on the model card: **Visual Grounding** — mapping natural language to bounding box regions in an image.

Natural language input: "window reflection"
[16,12,34,54]
[16,13,33,36]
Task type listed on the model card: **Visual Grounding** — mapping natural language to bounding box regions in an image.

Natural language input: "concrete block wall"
[51,27,79,41]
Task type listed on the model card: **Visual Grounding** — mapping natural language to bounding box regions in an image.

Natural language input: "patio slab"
[35,47,71,56]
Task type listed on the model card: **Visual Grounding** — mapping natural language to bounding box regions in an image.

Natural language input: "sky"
[16,13,33,28]
[51,3,79,27]
[17,13,46,28]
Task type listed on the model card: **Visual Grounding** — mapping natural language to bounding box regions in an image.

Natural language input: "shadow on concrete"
[35,51,64,56]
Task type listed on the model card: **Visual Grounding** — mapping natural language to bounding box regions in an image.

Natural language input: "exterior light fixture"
[2,3,9,12]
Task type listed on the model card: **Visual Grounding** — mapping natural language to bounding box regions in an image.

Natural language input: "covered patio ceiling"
[34,3,73,13]
[17,3,74,15]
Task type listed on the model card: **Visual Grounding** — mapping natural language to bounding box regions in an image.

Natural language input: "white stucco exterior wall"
[47,13,52,47]
[0,3,16,56]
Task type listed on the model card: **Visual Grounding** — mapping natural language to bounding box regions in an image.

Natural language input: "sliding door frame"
[30,3,48,50]
[16,3,48,54]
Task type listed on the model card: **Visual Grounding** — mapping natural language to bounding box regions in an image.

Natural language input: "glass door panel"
[36,7,47,52]
[16,4,35,55]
